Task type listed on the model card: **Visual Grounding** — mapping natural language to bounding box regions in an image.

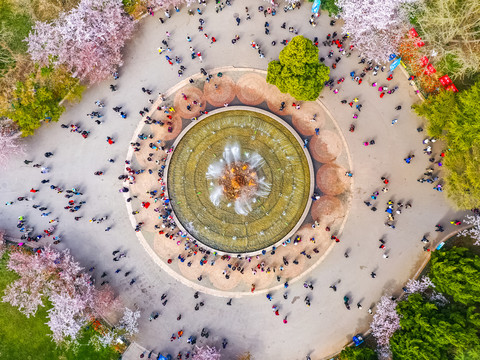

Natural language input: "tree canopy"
[26,0,135,84]
[1,65,84,136]
[339,346,377,360]
[320,0,340,16]
[390,293,480,360]
[430,247,480,306]
[413,81,480,209]
[266,35,330,101]
[337,0,414,63]
[408,0,480,80]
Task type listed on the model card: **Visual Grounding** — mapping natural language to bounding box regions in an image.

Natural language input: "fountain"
[166,108,312,253]
[206,143,271,215]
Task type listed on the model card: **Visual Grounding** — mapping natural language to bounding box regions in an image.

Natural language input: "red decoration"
[425,64,436,75]
[446,84,458,92]
[420,56,429,67]
[416,38,425,47]
[439,75,452,86]
[409,28,418,38]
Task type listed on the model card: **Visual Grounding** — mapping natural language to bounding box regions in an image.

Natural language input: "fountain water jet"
[206,143,271,215]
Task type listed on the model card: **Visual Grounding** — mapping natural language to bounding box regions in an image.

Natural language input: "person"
[404,155,414,164]
[371,272,376,278]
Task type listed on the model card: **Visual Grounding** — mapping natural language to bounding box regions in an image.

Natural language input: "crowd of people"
[2,1,462,359]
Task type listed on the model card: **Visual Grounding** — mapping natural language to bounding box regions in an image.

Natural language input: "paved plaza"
[0,1,467,359]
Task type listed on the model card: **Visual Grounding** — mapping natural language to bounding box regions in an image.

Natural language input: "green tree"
[321,0,340,16]
[339,346,377,360]
[430,247,480,306]
[390,293,480,360]
[413,90,456,138]
[413,81,480,209]
[1,65,84,136]
[6,79,65,136]
[267,35,330,101]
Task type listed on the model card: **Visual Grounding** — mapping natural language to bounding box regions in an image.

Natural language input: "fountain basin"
[166,107,313,254]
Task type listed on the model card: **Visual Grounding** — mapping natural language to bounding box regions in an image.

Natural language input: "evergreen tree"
[430,247,480,306]
[339,346,378,360]
[413,81,480,209]
[267,35,330,101]
[390,293,480,360]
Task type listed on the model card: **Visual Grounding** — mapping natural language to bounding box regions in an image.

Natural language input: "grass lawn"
[0,251,120,360]
[0,1,34,76]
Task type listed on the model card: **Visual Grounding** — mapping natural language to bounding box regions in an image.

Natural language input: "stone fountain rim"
[164,105,315,256]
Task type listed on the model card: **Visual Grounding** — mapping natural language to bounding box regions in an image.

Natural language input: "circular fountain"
[166,107,313,254]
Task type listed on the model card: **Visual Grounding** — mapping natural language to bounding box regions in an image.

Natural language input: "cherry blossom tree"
[25,0,136,84]
[429,291,449,306]
[118,307,140,336]
[404,276,435,294]
[337,0,417,63]
[458,214,480,246]
[3,247,62,317]
[370,295,401,359]
[0,121,25,169]
[2,246,119,344]
[46,291,89,343]
[404,276,449,306]
[192,345,222,360]
[89,327,118,350]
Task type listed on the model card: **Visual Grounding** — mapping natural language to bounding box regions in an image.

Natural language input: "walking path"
[0,1,467,359]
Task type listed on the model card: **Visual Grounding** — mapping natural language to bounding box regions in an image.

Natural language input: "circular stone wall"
[166,108,313,253]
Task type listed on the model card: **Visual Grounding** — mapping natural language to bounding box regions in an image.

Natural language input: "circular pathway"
[126,69,351,294]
